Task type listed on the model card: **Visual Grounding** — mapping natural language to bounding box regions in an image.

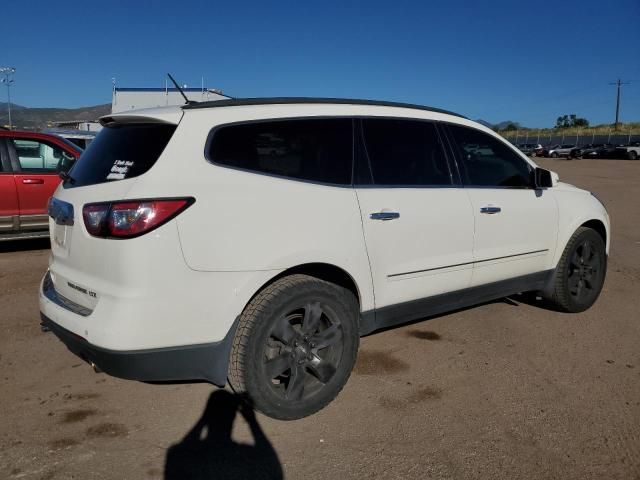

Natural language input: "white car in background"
[40,98,610,419]
[548,144,578,158]
[615,142,640,160]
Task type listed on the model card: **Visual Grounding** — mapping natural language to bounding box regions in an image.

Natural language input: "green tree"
[555,114,589,128]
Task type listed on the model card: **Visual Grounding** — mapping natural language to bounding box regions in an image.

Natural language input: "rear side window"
[208,118,353,185]
[360,118,451,186]
[447,124,533,188]
[65,124,176,188]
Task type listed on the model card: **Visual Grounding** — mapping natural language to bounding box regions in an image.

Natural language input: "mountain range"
[475,119,522,130]
[0,103,111,129]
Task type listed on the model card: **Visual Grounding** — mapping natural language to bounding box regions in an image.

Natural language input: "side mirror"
[534,167,553,188]
[56,153,76,173]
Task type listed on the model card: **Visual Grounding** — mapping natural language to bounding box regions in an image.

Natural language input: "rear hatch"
[48,108,182,311]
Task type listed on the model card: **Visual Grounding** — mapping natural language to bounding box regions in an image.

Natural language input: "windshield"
[57,136,84,154]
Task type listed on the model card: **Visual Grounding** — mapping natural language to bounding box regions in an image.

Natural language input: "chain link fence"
[501,131,640,147]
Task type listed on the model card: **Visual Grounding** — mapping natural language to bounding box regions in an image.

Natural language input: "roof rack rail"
[181,97,466,118]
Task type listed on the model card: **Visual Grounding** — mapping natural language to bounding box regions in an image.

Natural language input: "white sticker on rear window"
[106,160,135,180]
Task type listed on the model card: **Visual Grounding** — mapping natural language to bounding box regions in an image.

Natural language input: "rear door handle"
[370,211,400,221]
[480,206,501,214]
[22,178,45,185]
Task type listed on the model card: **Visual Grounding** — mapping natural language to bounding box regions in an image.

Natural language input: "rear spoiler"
[100,108,183,127]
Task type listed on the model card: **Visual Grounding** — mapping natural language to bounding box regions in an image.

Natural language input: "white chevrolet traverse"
[40,98,609,419]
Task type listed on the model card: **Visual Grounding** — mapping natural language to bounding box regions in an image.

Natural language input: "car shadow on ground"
[0,238,50,254]
[369,296,539,337]
[508,292,560,311]
[164,390,283,480]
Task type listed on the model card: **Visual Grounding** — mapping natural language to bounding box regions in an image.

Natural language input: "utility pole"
[0,67,16,130]
[609,78,630,130]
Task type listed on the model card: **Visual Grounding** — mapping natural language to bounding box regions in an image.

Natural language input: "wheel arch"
[552,214,609,268]
[245,262,364,312]
[580,219,607,247]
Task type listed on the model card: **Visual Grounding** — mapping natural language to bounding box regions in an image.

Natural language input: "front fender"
[550,189,610,268]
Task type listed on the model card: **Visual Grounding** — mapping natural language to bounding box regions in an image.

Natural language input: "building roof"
[53,120,99,127]
[114,87,227,94]
[45,128,97,138]
[181,97,466,118]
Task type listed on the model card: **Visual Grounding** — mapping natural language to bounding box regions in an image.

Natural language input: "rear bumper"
[40,314,236,386]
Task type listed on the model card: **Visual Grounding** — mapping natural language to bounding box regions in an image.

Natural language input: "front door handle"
[480,206,501,214]
[22,178,45,185]
[370,211,400,221]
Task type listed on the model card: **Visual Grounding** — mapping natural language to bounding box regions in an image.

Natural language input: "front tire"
[629,151,638,160]
[547,227,606,312]
[551,152,559,158]
[228,274,359,420]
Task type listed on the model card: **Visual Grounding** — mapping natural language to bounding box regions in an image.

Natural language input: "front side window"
[360,118,451,186]
[209,118,353,185]
[447,124,533,188]
[12,138,74,172]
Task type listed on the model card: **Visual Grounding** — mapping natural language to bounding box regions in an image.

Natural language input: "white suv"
[40,98,610,419]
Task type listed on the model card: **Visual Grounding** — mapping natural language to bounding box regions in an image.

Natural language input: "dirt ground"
[1,158,639,480]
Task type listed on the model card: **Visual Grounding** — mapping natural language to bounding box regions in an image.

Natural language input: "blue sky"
[2,0,639,127]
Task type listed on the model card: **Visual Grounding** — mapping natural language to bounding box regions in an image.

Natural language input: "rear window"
[65,123,176,188]
[208,118,353,185]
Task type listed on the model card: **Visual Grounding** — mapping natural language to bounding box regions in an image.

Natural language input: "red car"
[0,128,82,241]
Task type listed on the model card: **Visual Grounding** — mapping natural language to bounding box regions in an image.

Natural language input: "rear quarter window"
[207,118,353,185]
[65,123,176,188]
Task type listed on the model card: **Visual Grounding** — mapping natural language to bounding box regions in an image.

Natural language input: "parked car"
[614,142,640,160]
[40,98,610,420]
[584,143,618,159]
[0,129,82,241]
[569,145,584,159]
[538,145,552,157]
[547,144,578,158]
[516,143,543,157]
[579,144,599,158]
[463,143,493,155]
[44,128,97,150]
[533,145,545,156]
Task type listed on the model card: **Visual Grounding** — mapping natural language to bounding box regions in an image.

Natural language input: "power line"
[609,78,630,129]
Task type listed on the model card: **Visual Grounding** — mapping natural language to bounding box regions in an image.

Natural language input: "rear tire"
[228,274,359,420]
[547,227,606,312]
[629,151,638,160]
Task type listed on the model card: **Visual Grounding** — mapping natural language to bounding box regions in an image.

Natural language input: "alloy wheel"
[262,302,344,402]
[568,240,602,302]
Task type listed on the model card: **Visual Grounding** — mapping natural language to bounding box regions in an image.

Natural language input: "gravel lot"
[1,158,639,480]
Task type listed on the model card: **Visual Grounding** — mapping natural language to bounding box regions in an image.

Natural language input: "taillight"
[83,204,110,236]
[82,198,194,238]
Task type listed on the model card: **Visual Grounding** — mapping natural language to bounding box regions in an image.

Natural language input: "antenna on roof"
[167,73,197,105]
